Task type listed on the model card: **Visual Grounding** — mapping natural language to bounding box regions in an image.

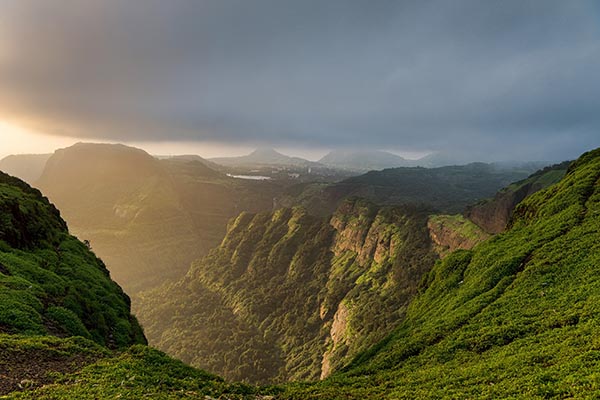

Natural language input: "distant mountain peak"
[249,147,283,156]
[319,149,411,171]
[210,147,313,167]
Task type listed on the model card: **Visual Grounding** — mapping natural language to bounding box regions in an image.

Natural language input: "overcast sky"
[1,0,599,161]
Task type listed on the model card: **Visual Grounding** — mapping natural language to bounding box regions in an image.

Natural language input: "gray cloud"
[1,0,599,160]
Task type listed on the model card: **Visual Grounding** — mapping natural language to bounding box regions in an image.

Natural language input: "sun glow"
[0,121,77,159]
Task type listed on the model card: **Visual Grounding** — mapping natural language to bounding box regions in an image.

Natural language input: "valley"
[2,3,597,398]
[0,146,597,398]
[1,142,568,387]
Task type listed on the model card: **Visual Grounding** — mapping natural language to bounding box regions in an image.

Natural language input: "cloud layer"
[1,0,599,160]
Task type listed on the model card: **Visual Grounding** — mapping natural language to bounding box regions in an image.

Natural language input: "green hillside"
[278,162,538,216]
[278,148,600,398]
[466,161,570,233]
[0,171,145,346]
[2,147,599,399]
[136,199,437,383]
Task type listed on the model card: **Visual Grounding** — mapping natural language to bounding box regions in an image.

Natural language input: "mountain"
[278,147,600,398]
[155,154,224,172]
[318,150,411,171]
[135,199,439,383]
[466,161,570,233]
[134,161,554,384]
[35,143,279,293]
[278,162,539,216]
[211,148,315,167]
[0,153,51,184]
[0,171,263,399]
[411,151,474,167]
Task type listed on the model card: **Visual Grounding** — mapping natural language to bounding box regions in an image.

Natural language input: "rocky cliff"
[465,161,569,233]
[136,198,437,383]
[427,214,491,257]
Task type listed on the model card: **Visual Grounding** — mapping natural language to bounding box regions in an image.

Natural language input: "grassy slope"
[5,344,268,400]
[279,148,600,398]
[466,161,570,234]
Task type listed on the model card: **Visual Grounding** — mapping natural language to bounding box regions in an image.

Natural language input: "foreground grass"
[4,343,277,400]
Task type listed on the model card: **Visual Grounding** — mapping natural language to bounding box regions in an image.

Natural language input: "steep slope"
[0,171,145,346]
[136,199,437,383]
[319,150,411,171]
[466,161,570,233]
[35,143,279,293]
[427,214,491,257]
[280,148,600,398]
[279,162,537,216]
[0,154,51,184]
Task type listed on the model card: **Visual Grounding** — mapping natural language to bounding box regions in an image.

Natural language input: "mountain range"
[0,146,597,398]
[0,143,539,295]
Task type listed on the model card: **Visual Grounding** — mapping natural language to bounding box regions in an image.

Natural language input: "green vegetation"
[466,160,570,233]
[279,162,536,216]
[6,345,268,400]
[3,146,599,399]
[427,214,491,257]
[136,199,437,383]
[276,148,600,398]
[0,170,270,399]
[0,171,145,346]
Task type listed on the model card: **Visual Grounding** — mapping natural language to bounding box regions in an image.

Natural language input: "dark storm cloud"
[1,0,599,160]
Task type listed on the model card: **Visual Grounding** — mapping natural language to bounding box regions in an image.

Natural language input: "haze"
[1,0,599,161]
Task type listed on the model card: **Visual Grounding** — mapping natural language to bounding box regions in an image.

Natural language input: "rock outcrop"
[427,214,491,257]
[465,161,569,233]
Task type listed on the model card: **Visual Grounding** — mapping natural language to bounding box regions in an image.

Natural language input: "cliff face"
[136,198,437,383]
[427,214,491,257]
[465,162,569,234]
